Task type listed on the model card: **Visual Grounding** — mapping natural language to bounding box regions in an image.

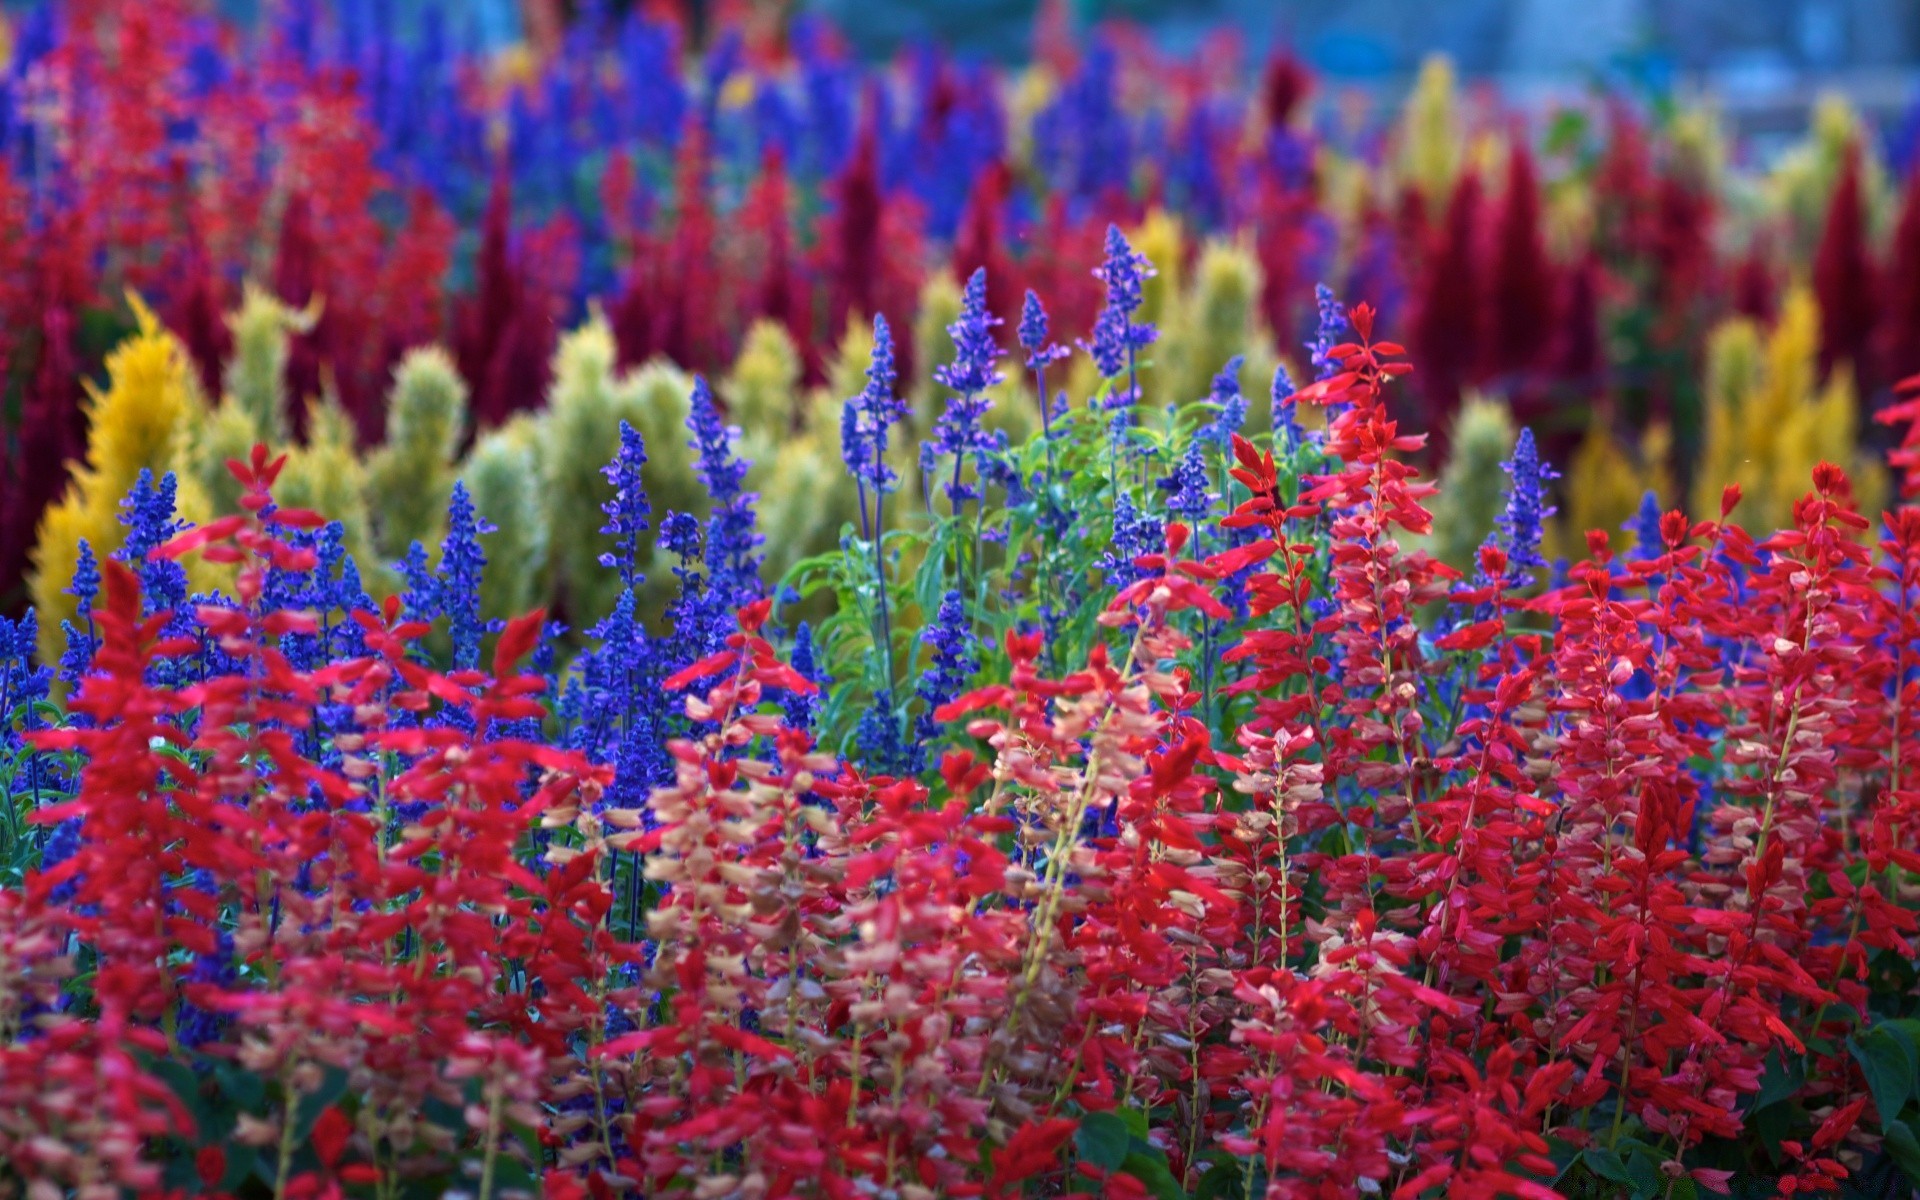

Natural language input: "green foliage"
[462,417,550,624]
[538,317,699,626]
[222,282,319,445]
[366,346,469,560]
[1427,394,1517,571]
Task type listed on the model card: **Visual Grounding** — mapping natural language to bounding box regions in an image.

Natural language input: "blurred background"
[164,0,1920,156]
[2,0,1919,627]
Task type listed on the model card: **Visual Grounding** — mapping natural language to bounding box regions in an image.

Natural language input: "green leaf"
[1625,1150,1663,1198]
[1583,1148,1631,1183]
[1194,1159,1246,1200]
[1886,1120,1920,1187]
[1752,1097,1798,1165]
[1891,1019,1920,1057]
[1120,1148,1190,1200]
[214,1062,267,1113]
[1749,1049,1804,1113]
[1077,1110,1132,1171]
[1848,1024,1917,1125]
[1545,1135,1584,1182]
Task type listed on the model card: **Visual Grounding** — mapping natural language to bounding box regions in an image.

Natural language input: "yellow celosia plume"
[28,295,204,664]
[1692,288,1886,536]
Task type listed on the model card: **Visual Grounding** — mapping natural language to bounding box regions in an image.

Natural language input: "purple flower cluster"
[923,268,1005,509]
[599,420,653,591]
[687,378,763,612]
[840,315,906,509]
[1495,428,1558,581]
[1084,225,1159,389]
[910,589,977,770]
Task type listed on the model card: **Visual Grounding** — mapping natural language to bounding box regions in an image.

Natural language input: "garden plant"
[6,4,1920,1199]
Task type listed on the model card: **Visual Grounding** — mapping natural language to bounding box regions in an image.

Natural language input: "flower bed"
[4,227,1920,1196]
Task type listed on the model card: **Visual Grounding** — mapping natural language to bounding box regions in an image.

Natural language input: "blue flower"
[605,716,667,816]
[659,512,727,658]
[1100,493,1164,590]
[1271,363,1301,452]
[783,622,825,732]
[1082,227,1159,409]
[40,816,81,905]
[67,538,100,614]
[176,929,237,1049]
[397,541,441,626]
[1163,441,1215,527]
[923,269,1003,508]
[1018,289,1066,373]
[441,482,495,671]
[115,470,188,616]
[841,315,905,500]
[1626,491,1664,561]
[687,378,763,611]
[935,268,1004,398]
[1085,304,1131,381]
[855,687,910,777]
[599,420,652,591]
[1496,428,1559,582]
[1033,41,1132,206]
[910,590,976,768]
[1203,356,1247,449]
[658,511,702,562]
[976,440,1028,507]
[1095,224,1151,320]
[59,540,100,689]
[1306,283,1349,382]
[0,611,51,783]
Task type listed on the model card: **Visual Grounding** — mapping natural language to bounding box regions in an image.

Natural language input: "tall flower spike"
[934,267,1004,397]
[115,470,189,617]
[783,622,825,732]
[687,377,749,506]
[1164,440,1215,526]
[1101,491,1165,590]
[1084,224,1160,388]
[911,589,977,768]
[1271,362,1301,451]
[1307,282,1350,382]
[841,313,904,498]
[658,509,727,658]
[687,377,763,609]
[855,686,910,776]
[923,268,1003,507]
[397,541,442,625]
[1204,355,1247,448]
[599,420,652,590]
[59,540,101,689]
[1495,427,1558,581]
[1019,288,1067,372]
[1020,288,1068,459]
[440,482,494,671]
[1094,223,1151,320]
[1625,490,1665,561]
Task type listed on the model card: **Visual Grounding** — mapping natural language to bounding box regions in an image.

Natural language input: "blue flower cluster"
[1494,428,1559,584]
[923,268,1005,509]
[600,420,653,591]
[1085,226,1159,389]
[688,378,763,615]
[841,315,906,512]
[910,590,977,770]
